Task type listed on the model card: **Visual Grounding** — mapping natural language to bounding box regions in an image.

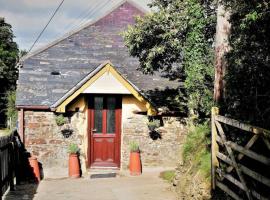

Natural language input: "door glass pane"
[94,97,103,133]
[107,96,116,133]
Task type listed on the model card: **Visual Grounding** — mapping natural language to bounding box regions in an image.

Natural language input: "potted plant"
[147,119,162,140]
[147,119,160,131]
[68,143,80,178]
[129,141,141,176]
[28,155,41,182]
[55,114,68,126]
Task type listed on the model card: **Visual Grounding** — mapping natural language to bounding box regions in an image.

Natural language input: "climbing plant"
[123,0,216,119]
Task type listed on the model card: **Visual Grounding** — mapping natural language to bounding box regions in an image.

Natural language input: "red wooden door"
[88,95,121,168]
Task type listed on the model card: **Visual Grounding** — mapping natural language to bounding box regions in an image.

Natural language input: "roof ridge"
[20,0,148,62]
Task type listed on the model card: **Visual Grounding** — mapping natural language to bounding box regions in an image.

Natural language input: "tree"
[0,17,19,90]
[0,17,19,127]
[123,0,216,119]
[221,1,270,128]
[213,3,230,104]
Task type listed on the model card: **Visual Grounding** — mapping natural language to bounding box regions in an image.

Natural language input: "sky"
[0,0,151,52]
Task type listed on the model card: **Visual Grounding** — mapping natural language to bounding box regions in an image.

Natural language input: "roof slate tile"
[16,1,180,109]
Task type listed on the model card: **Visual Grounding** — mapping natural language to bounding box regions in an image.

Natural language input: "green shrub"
[68,143,79,154]
[129,141,139,152]
[147,119,160,131]
[183,123,211,179]
[5,90,17,130]
[55,114,67,126]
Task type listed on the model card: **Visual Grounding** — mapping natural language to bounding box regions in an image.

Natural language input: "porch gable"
[53,62,157,115]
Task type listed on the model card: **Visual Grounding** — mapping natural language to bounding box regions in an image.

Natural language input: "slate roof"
[16,0,180,110]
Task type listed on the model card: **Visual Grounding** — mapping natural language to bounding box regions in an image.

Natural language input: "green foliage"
[55,114,67,126]
[221,1,270,129]
[159,170,175,182]
[68,143,79,154]
[123,0,216,118]
[5,90,17,130]
[0,18,19,127]
[19,49,28,58]
[0,17,19,90]
[147,119,160,131]
[183,123,211,178]
[0,129,11,137]
[129,141,140,152]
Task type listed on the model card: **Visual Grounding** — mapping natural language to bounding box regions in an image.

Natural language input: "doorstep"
[86,167,121,178]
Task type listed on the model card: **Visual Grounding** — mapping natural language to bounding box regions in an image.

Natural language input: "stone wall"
[24,97,187,173]
[24,110,88,172]
[121,114,187,169]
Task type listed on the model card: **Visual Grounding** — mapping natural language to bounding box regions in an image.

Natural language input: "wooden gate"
[211,107,270,200]
[0,132,15,198]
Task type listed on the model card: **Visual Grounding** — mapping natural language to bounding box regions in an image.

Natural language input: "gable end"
[53,62,157,115]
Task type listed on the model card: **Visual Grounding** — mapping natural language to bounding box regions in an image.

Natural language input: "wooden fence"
[211,107,270,200]
[0,132,15,198]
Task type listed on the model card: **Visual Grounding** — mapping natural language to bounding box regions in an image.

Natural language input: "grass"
[183,123,211,179]
[160,170,176,182]
[0,129,12,137]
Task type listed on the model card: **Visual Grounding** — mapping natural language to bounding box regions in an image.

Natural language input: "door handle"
[92,129,97,132]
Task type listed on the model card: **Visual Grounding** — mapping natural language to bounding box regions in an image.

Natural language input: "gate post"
[211,107,219,190]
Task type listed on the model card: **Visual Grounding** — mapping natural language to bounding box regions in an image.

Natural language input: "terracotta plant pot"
[28,156,41,182]
[68,153,80,178]
[129,152,141,176]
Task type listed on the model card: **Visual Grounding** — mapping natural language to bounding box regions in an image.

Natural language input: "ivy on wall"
[123,0,216,119]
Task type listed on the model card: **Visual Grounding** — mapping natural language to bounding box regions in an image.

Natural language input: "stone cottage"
[16,0,186,173]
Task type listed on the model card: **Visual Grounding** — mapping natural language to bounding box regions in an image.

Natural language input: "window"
[94,97,103,133]
[106,96,116,133]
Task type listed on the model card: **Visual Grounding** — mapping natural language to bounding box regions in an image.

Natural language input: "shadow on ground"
[2,131,42,200]
[3,184,38,200]
[212,188,233,200]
